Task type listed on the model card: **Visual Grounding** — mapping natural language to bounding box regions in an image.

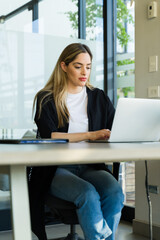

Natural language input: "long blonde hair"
[33,43,93,127]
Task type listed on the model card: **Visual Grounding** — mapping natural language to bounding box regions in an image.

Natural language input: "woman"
[29,43,124,240]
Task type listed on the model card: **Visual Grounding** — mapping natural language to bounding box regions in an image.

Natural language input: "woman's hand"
[88,129,111,141]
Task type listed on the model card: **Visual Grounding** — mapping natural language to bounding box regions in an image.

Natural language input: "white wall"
[135,0,160,229]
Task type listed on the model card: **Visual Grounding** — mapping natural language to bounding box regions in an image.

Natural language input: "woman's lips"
[79,78,87,81]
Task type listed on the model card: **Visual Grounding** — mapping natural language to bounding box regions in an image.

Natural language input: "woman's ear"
[60,62,67,72]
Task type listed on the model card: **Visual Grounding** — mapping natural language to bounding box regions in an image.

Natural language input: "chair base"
[64,233,83,240]
[63,225,84,240]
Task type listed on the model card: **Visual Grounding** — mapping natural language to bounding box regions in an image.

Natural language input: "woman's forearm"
[51,129,111,142]
[51,132,90,142]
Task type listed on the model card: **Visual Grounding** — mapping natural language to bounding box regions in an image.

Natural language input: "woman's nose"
[81,67,87,75]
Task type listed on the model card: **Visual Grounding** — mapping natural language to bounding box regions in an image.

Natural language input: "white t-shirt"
[66,87,88,133]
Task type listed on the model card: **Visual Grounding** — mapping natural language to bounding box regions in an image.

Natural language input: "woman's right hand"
[88,129,111,141]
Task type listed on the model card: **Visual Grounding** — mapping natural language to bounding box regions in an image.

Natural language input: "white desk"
[1,141,160,240]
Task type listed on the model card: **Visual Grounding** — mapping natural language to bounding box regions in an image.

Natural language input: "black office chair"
[45,162,120,240]
[45,194,82,240]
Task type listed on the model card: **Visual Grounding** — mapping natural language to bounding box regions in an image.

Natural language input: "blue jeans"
[50,165,124,240]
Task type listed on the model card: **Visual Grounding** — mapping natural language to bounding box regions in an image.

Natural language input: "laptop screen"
[109,98,160,142]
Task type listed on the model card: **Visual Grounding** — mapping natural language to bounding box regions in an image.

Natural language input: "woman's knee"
[114,184,124,207]
[111,182,124,203]
[113,181,124,197]
[75,182,100,208]
[110,185,124,213]
[104,176,124,198]
[103,181,124,210]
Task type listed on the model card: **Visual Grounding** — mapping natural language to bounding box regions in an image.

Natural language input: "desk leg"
[10,165,32,240]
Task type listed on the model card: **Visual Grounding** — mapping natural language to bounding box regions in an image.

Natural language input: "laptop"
[108,98,160,142]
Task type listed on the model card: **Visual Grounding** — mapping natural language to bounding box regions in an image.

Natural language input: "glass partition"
[3,10,32,33]
[0,30,99,129]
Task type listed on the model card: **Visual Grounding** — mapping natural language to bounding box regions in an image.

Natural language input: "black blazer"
[35,87,115,137]
[28,87,115,240]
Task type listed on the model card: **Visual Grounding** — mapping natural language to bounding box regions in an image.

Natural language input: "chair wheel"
[64,233,79,240]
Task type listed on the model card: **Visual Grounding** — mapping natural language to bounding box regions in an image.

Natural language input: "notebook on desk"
[108,98,160,142]
[0,138,69,144]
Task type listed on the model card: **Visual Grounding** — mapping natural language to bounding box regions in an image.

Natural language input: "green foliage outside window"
[65,0,103,39]
[66,0,133,43]
[117,58,135,98]
[117,0,134,47]
[117,0,135,98]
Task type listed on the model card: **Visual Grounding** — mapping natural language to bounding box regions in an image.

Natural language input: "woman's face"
[61,52,92,93]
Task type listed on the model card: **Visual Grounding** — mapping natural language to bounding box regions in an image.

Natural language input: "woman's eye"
[74,65,91,70]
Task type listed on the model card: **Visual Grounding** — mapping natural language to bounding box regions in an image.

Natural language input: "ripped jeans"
[50,165,124,240]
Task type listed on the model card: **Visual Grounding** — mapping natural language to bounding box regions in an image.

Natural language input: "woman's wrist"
[86,131,92,140]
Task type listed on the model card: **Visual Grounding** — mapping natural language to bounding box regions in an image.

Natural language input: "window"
[0,0,29,15]
[0,1,32,32]
[116,0,135,208]
[39,0,78,37]
[86,0,104,89]
[4,10,32,32]
[117,0,135,99]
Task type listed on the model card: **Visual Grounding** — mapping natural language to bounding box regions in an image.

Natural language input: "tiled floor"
[0,221,149,240]
[115,221,148,240]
